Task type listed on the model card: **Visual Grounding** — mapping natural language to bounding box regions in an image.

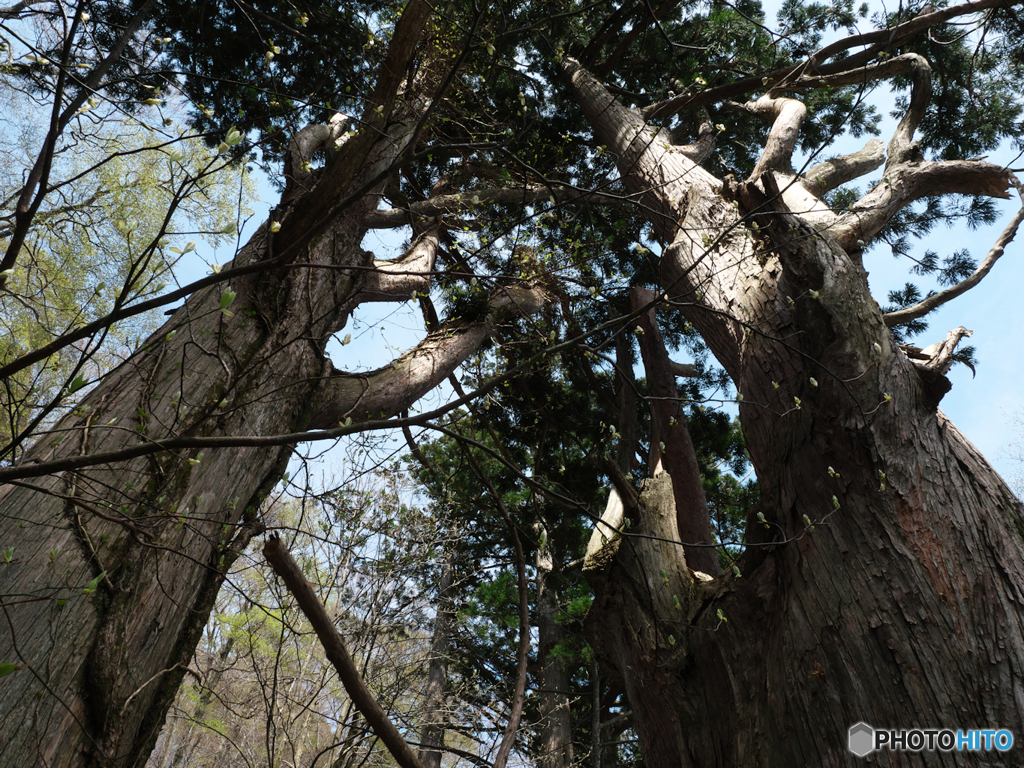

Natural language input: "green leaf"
[0,663,27,679]
[219,290,236,310]
[83,571,105,594]
[68,375,88,393]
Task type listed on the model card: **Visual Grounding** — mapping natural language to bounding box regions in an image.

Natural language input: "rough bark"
[630,287,719,576]
[567,56,1024,767]
[0,98,418,764]
[0,5,545,765]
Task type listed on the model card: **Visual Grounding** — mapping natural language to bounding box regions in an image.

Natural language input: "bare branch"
[884,185,1024,327]
[904,326,974,375]
[670,111,717,164]
[263,533,426,768]
[641,0,1009,120]
[801,139,885,196]
[307,284,548,428]
[739,95,807,181]
[461,445,529,768]
[884,54,931,167]
[357,224,440,303]
[668,360,699,378]
[827,160,1015,249]
[285,113,351,190]
[0,0,50,19]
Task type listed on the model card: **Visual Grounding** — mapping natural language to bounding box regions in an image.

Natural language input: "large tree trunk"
[0,119,413,767]
[0,5,550,765]
[567,58,1024,767]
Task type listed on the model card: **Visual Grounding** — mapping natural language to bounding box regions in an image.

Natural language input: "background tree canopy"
[2,1,1024,767]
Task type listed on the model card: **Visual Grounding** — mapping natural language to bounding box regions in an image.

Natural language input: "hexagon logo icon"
[849,722,875,757]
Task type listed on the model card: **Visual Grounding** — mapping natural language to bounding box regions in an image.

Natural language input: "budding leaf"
[83,572,105,595]
[220,290,236,310]
[0,663,28,678]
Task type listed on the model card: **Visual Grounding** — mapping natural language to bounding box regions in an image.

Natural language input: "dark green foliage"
[883,282,932,341]
[141,0,385,161]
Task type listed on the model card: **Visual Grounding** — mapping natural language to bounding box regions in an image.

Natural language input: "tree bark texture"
[630,287,719,576]
[567,58,1024,767]
[0,103,419,766]
[0,7,515,762]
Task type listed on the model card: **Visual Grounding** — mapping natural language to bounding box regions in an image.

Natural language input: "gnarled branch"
[739,95,807,181]
[827,160,1014,249]
[884,186,1024,327]
[308,284,547,428]
[801,139,885,196]
[357,224,440,302]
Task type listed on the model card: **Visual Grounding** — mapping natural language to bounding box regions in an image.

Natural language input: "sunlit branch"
[827,160,1015,250]
[884,187,1024,327]
[356,224,440,303]
[737,95,807,181]
[801,139,885,196]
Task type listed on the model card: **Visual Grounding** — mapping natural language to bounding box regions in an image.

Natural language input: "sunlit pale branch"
[827,160,1015,250]
[307,284,547,428]
[910,326,974,375]
[284,113,352,190]
[668,360,699,378]
[883,54,932,167]
[737,95,806,181]
[800,139,885,196]
[884,185,1024,327]
[357,224,440,303]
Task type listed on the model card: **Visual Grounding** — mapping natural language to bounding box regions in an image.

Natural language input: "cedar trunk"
[568,59,1024,767]
[0,7,510,761]
[0,111,421,766]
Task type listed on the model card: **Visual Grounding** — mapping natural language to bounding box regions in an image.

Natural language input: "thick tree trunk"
[567,59,1024,766]
[0,6,535,763]
[0,111,417,766]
